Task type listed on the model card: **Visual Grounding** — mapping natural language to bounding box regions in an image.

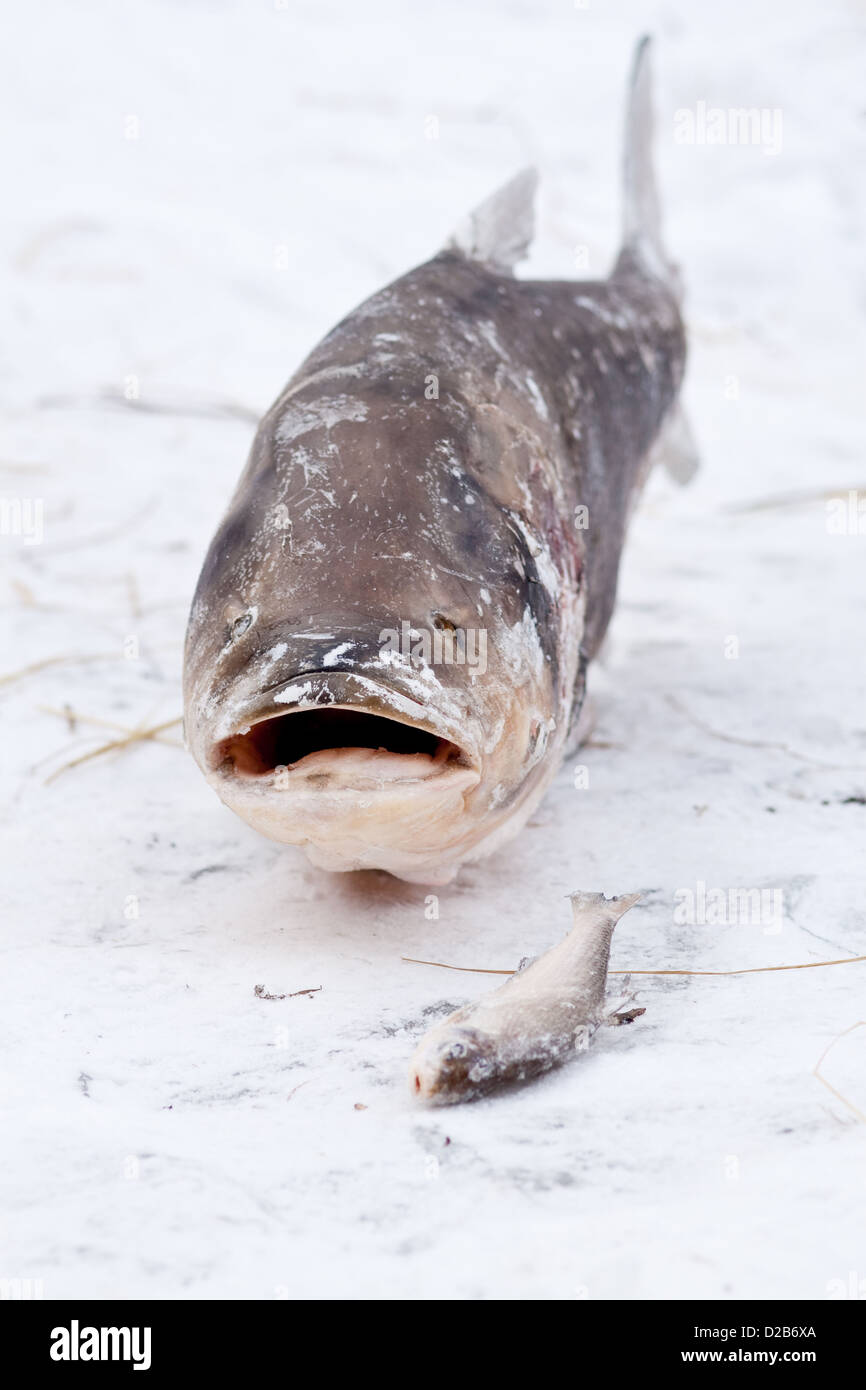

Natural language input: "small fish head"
[410,1026,499,1104]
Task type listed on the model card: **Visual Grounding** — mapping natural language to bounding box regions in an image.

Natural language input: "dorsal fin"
[444,166,538,274]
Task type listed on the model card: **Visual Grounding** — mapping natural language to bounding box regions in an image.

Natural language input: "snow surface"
[2,0,865,1300]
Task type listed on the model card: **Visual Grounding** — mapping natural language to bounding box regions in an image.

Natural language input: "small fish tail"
[568,890,642,926]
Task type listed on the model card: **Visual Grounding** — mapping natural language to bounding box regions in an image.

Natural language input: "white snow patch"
[322,641,355,666]
[275,394,368,444]
[274,681,315,706]
[508,510,561,600]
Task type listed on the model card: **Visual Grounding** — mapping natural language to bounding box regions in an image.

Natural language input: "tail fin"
[568,891,642,926]
[621,36,677,288]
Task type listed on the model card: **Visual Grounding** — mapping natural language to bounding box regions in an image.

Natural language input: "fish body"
[409,891,642,1104]
[183,39,688,883]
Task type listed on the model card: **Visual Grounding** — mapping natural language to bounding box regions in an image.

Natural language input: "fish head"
[409,1024,499,1105]
[183,370,584,882]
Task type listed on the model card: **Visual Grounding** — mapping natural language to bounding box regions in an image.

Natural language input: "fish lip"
[208,669,480,780]
[250,669,432,723]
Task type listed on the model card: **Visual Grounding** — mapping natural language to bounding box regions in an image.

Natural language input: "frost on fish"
[409,891,643,1105]
[182,38,687,883]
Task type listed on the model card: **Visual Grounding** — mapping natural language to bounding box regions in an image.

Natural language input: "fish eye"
[432,613,457,632]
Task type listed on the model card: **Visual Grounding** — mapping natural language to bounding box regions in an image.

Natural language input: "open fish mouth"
[203,667,480,795]
[211,706,468,784]
[194,669,484,879]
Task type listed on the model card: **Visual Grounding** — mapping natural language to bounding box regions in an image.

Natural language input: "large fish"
[183,38,689,884]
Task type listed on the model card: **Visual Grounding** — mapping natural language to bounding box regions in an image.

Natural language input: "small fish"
[183,37,689,883]
[409,891,643,1105]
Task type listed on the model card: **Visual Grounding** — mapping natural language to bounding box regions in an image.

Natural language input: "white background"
[2,0,865,1299]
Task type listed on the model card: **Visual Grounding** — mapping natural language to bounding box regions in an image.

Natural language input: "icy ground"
[2,0,865,1300]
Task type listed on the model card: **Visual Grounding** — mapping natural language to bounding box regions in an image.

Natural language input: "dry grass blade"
[813,1022,866,1125]
[44,715,182,784]
[11,579,36,605]
[0,652,122,689]
[39,705,182,747]
[38,388,259,424]
[724,485,866,514]
[403,957,512,975]
[402,954,866,978]
[667,693,863,771]
[33,497,159,557]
